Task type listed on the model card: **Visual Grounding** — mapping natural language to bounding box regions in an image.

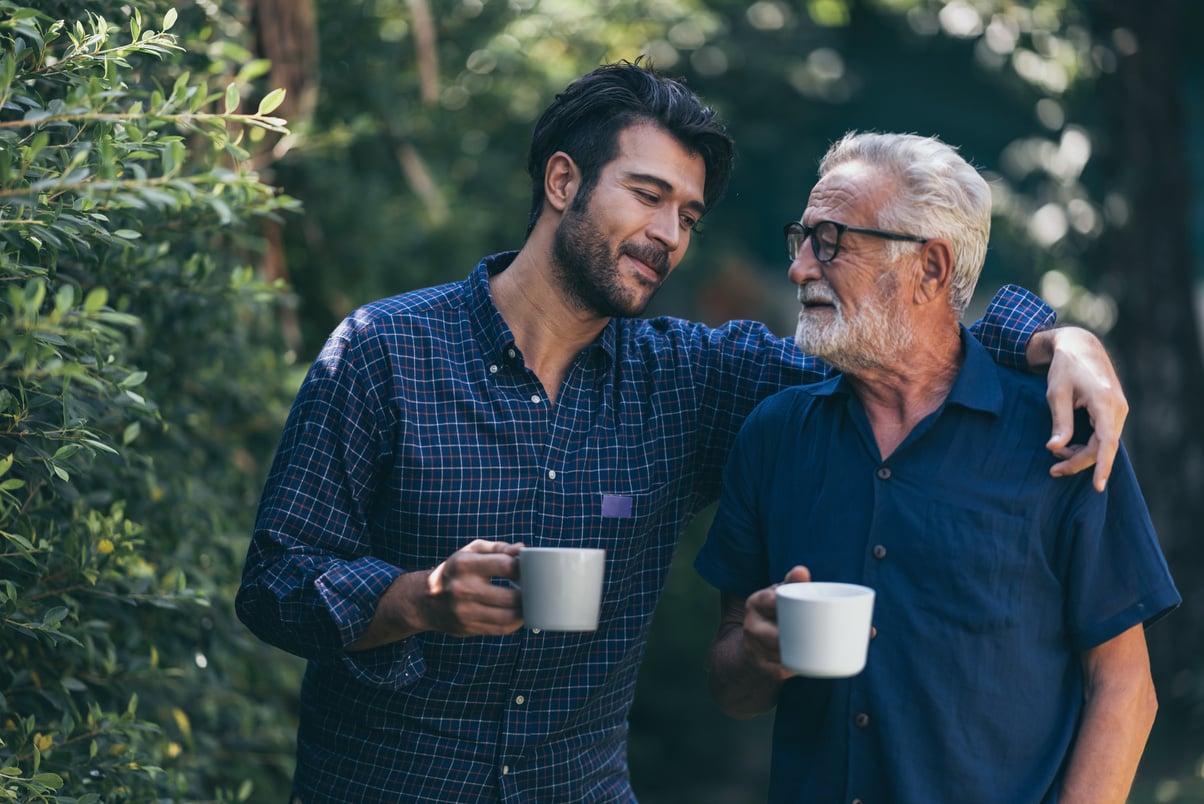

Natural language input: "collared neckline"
[804,325,1004,417]
[466,251,617,370]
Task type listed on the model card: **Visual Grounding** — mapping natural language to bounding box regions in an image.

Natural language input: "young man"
[697,132,1178,804]
[237,63,1128,801]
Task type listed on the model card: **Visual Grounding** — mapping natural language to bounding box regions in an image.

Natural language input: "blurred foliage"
[0,0,303,800]
[3,0,1199,801]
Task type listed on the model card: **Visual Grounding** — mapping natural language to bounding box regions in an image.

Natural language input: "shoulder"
[343,280,467,336]
[620,315,794,369]
[744,382,833,432]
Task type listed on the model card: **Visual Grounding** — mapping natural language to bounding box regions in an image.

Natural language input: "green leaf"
[122,422,141,445]
[31,773,63,788]
[114,229,142,239]
[119,371,147,388]
[83,287,108,313]
[52,444,80,461]
[54,283,75,315]
[0,454,12,477]
[224,82,239,114]
[257,88,286,115]
[163,8,178,32]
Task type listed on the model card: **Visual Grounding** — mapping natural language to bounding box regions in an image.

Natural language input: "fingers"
[1050,435,1118,493]
[426,541,524,636]
[1045,382,1075,453]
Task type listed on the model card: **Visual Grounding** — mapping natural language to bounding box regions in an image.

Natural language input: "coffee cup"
[775,581,875,678]
[516,547,605,632]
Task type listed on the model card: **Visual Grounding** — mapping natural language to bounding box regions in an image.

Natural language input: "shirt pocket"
[915,502,1030,633]
[535,483,677,627]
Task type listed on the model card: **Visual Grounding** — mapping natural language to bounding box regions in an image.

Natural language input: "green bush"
[1,1,302,800]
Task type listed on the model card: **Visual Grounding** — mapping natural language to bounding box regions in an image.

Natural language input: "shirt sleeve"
[967,284,1057,369]
[235,313,426,687]
[694,396,784,597]
[1061,445,1181,650]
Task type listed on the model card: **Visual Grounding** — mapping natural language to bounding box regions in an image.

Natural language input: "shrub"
[1,2,302,799]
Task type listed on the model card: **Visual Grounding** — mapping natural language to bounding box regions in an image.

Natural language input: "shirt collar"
[466,251,617,368]
[806,325,1004,417]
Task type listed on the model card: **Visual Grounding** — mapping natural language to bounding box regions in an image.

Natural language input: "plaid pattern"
[236,253,1053,802]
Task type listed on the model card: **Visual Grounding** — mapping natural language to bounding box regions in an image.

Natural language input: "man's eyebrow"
[625,172,707,215]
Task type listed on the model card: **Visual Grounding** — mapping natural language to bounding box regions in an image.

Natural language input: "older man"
[695,132,1179,804]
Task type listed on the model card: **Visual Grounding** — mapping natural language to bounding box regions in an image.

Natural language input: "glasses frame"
[784,220,928,264]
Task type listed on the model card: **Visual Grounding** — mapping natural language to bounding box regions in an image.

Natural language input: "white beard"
[794,271,914,372]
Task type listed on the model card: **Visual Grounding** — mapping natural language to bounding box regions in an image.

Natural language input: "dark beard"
[551,191,668,318]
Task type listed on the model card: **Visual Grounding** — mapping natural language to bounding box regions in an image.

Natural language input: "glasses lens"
[813,221,840,262]
[785,223,806,261]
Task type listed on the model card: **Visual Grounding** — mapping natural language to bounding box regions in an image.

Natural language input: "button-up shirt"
[236,252,1055,802]
[695,330,1180,804]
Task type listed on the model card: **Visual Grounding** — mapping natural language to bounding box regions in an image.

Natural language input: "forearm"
[707,624,785,719]
[1059,629,1158,803]
[347,570,433,650]
[236,537,403,660]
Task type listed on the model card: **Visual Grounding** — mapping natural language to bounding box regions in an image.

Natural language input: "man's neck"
[845,328,964,460]
[489,242,610,404]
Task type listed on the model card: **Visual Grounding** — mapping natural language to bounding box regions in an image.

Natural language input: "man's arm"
[972,285,1128,491]
[1026,326,1128,492]
[1058,624,1158,803]
[707,566,811,719]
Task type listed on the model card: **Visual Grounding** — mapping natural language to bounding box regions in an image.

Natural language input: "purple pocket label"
[601,494,633,519]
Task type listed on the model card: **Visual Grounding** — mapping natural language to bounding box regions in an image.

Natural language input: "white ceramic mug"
[516,547,606,632]
[775,581,875,678]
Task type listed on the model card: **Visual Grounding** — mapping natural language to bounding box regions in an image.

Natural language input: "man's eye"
[634,190,658,203]
[680,215,698,231]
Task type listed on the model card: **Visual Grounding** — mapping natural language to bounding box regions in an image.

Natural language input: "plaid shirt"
[236,251,1053,802]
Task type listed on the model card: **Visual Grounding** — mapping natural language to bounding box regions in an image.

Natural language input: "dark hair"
[524,58,735,236]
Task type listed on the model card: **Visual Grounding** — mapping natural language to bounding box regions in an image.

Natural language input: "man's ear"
[544,151,581,214]
[915,239,954,305]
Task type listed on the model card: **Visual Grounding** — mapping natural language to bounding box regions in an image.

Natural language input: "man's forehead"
[807,161,890,216]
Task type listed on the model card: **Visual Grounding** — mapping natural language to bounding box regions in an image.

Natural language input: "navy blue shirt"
[695,330,1180,804]
[237,251,1056,802]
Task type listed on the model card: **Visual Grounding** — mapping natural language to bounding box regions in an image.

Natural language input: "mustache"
[621,243,670,278]
[797,282,837,305]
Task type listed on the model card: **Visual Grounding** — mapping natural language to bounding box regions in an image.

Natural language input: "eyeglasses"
[784,220,928,263]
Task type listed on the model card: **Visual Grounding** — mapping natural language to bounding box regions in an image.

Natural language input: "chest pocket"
[915,502,1031,633]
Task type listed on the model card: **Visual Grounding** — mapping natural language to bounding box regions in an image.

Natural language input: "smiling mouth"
[624,254,666,285]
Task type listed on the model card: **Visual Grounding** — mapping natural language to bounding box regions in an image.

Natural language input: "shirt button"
[531,394,541,403]
[531,627,541,634]
[872,544,887,559]
[547,469,557,480]
[501,765,510,775]
[506,348,517,359]
[870,626,878,639]
[876,466,892,480]
[852,799,864,804]
[489,364,499,374]
[854,712,870,728]
[515,695,525,705]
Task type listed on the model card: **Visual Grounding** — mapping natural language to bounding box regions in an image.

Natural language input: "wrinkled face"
[790,162,917,371]
[552,124,706,318]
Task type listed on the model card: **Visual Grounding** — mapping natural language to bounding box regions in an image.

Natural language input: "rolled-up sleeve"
[236,312,424,685]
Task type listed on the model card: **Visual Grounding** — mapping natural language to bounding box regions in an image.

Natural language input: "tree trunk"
[1089,0,1204,731]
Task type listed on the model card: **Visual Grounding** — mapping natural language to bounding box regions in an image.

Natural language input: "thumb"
[1045,386,1075,452]
[783,565,812,584]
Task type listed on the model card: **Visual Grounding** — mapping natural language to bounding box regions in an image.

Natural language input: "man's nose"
[647,207,683,252]
[787,249,822,285]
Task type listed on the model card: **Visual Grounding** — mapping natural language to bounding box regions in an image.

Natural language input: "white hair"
[818,131,991,317]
